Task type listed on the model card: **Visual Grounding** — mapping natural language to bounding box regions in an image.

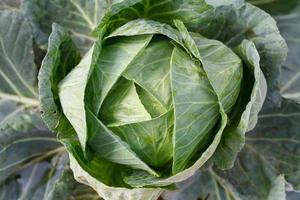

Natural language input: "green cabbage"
[39,0,287,199]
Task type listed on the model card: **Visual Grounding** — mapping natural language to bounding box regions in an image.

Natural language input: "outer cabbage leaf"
[69,153,163,200]
[213,40,267,169]
[186,3,286,104]
[247,1,300,103]
[38,23,81,137]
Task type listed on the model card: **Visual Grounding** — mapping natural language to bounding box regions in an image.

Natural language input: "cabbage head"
[39,0,287,199]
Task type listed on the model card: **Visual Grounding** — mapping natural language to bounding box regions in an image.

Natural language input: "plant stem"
[0,92,39,107]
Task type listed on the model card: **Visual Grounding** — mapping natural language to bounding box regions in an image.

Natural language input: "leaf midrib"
[0,92,39,107]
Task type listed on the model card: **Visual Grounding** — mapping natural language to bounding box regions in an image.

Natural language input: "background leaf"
[0,111,61,184]
[22,0,116,53]
[46,167,100,200]
[0,10,38,101]
[276,5,300,103]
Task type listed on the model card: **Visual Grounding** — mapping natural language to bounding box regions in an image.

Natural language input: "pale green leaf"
[188,3,287,103]
[135,85,167,118]
[94,0,211,36]
[171,46,219,173]
[100,77,151,127]
[58,45,94,151]
[59,34,152,151]
[192,33,243,114]
[123,38,173,109]
[64,139,126,187]
[107,19,200,59]
[87,108,157,176]
[122,108,227,187]
[110,110,173,167]
[85,34,152,114]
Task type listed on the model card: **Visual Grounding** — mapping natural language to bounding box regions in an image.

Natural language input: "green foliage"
[38,0,289,199]
[0,0,299,200]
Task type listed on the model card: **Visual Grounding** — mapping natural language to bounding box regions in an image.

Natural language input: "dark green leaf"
[0,111,61,184]
[0,178,20,200]
[247,0,300,15]
[286,192,300,200]
[46,166,100,200]
[276,5,300,103]
[163,167,285,200]
[22,0,116,52]
[246,99,300,191]
[0,10,38,103]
